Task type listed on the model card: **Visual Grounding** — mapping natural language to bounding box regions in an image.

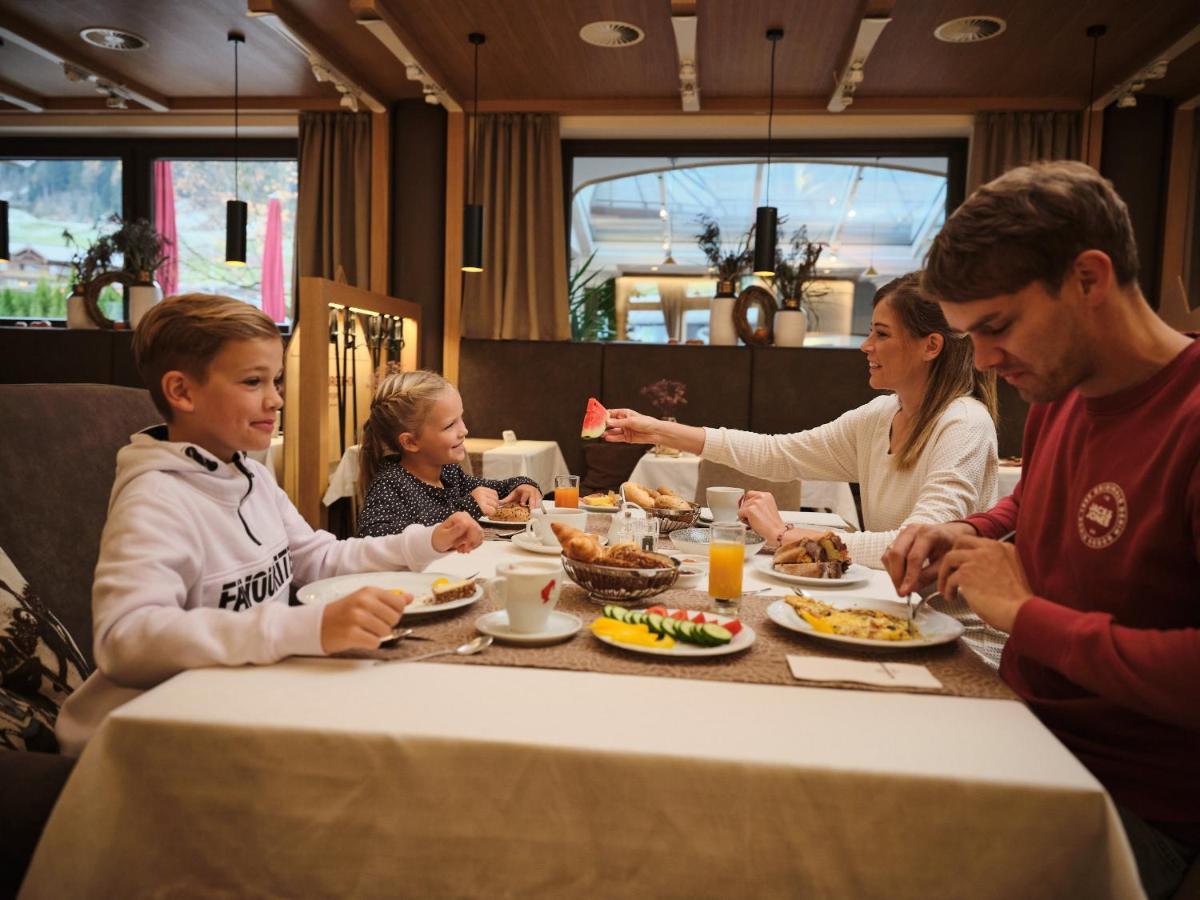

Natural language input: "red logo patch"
[1076,482,1128,550]
[541,579,556,603]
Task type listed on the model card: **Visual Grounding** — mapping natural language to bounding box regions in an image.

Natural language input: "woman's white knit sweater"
[702,395,998,568]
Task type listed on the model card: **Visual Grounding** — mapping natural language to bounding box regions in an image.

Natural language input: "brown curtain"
[968,111,1082,193]
[296,111,371,292]
[461,113,570,340]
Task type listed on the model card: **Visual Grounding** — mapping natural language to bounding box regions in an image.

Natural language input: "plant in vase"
[696,215,753,345]
[639,379,687,456]
[771,227,827,347]
[62,228,118,329]
[110,216,171,327]
[568,250,616,342]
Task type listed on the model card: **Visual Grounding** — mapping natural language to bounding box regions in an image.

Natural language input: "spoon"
[390,635,493,664]
[378,627,437,647]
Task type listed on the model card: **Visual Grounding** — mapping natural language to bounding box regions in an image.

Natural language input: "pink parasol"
[261,197,285,322]
[152,160,178,296]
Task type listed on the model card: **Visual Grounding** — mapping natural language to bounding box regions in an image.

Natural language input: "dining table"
[21,515,1142,899]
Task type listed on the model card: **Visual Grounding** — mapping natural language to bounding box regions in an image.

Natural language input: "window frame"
[0,136,298,327]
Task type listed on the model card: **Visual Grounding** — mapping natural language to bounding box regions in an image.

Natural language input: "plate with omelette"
[766,593,963,650]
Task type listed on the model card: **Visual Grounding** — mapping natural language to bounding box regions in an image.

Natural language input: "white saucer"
[475,610,582,645]
[510,531,563,555]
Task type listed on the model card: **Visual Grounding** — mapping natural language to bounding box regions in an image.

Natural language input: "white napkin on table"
[787,655,943,690]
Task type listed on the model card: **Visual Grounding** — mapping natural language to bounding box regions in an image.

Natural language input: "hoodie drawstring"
[232,456,262,546]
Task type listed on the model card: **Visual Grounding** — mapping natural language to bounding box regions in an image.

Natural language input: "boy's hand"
[470,486,500,516]
[500,484,542,507]
[433,511,483,553]
[320,587,411,654]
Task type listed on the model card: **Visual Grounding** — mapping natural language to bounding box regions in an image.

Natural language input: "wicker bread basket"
[561,555,679,606]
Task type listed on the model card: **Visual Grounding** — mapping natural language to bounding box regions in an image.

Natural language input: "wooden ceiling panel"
[0,40,99,97]
[1144,41,1200,100]
[865,0,1200,102]
[289,0,421,99]
[695,0,863,98]
[372,0,681,101]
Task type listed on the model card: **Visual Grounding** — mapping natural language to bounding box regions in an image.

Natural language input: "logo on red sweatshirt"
[1077,482,1128,550]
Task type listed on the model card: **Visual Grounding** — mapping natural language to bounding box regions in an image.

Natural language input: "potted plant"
[109,216,171,327]
[695,215,753,346]
[771,227,827,347]
[568,250,616,342]
[62,228,117,329]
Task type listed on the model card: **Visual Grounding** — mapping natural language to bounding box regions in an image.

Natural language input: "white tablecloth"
[629,452,861,530]
[999,464,1021,499]
[323,439,571,506]
[22,538,1142,899]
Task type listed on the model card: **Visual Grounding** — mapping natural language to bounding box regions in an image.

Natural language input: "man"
[883,161,1198,899]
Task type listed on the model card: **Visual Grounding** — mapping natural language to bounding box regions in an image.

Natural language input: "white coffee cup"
[707,486,745,523]
[527,508,588,547]
[491,560,562,633]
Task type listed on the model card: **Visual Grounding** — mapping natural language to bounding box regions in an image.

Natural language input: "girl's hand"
[603,408,660,445]
[433,511,484,553]
[737,490,788,544]
[500,484,542,507]
[320,587,410,654]
[470,486,500,516]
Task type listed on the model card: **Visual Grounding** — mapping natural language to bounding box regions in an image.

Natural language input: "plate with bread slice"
[754,531,869,586]
[479,505,532,527]
[297,571,482,617]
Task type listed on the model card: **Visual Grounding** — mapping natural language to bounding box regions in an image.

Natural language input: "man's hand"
[432,511,483,554]
[603,408,660,445]
[883,522,977,595]
[500,484,542,508]
[938,537,1032,633]
[320,587,411,654]
[470,486,500,517]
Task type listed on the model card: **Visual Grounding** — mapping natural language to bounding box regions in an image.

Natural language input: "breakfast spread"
[773,531,851,578]
[582,490,620,507]
[551,522,673,569]
[784,593,916,641]
[621,481,694,512]
[591,605,740,648]
[489,504,531,522]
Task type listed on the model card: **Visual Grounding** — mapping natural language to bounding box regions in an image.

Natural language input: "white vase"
[709,296,737,346]
[66,289,97,330]
[774,308,809,347]
[129,276,162,328]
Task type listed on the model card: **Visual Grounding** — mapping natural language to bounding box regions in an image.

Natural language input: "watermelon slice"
[581,397,608,439]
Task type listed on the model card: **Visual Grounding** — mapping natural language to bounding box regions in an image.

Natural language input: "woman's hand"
[320,587,410,654]
[432,511,484,553]
[500,484,542,508]
[470,486,500,516]
[737,490,787,543]
[603,408,661,445]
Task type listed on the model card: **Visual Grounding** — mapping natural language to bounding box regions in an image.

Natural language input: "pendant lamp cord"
[472,39,481,206]
[233,37,240,203]
[765,36,778,205]
[1084,29,1100,166]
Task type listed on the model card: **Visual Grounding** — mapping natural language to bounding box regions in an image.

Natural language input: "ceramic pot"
[129,273,162,328]
[774,302,809,347]
[65,286,98,330]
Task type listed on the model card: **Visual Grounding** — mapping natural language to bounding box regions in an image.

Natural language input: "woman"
[605,272,999,570]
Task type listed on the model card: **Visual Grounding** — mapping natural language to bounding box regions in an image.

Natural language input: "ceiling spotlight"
[1116,92,1137,108]
[1144,59,1169,80]
[105,93,128,109]
[339,92,359,112]
[405,64,423,81]
[308,56,332,83]
[424,92,440,106]
[62,62,87,82]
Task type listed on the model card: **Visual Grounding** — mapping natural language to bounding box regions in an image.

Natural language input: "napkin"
[787,655,943,690]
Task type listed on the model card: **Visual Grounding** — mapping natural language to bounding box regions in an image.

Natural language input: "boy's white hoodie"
[56,426,445,755]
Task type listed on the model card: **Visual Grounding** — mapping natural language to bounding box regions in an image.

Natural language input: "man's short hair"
[132,293,282,420]
[923,160,1139,303]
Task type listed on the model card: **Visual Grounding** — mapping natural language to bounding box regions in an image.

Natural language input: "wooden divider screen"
[285,276,421,528]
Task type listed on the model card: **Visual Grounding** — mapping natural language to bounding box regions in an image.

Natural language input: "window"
[566,140,965,343]
[0,158,124,320]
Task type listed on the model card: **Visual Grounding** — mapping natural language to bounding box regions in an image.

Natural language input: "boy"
[56,294,482,755]
[884,162,1198,898]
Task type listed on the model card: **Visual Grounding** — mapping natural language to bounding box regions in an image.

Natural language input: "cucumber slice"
[602,605,620,621]
[676,621,701,644]
[701,624,733,645]
[605,606,627,623]
[660,617,679,639]
[645,613,665,635]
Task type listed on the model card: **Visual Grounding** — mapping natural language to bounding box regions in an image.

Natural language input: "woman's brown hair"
[873,273,998,470]
[358,370,453,501]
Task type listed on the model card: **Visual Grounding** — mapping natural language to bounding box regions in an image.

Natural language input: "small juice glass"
[708,523,746,613]
[555,474,580,509]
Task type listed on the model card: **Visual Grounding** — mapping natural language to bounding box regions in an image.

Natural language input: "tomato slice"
[690,611,708,624]
[646,605,668,617]
[723,619,743,636]
[671,609,690,621]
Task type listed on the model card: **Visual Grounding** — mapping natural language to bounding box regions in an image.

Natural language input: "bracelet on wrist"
[775,524,796,546]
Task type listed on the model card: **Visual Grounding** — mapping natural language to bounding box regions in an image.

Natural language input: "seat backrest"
[695,458,802,510]
[0,384,160,666]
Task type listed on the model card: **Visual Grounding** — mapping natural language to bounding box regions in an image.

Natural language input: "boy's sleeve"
[272,479,446,584]
[92,483,326,690]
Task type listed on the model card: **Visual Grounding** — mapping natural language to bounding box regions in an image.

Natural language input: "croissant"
[564,535,606,563]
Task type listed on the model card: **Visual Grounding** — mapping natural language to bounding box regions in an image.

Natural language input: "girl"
[357,371,542,537]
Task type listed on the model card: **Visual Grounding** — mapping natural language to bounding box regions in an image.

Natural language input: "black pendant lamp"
[225,30,247,266]
[462,32,486,273]
[0,199,9,264]
[753,28,783,277]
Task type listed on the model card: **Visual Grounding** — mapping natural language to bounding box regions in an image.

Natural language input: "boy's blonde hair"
[358,370,454,500]
[133,293,282,420]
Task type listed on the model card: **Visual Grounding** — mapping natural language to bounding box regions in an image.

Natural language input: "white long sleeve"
[703,395,999,568]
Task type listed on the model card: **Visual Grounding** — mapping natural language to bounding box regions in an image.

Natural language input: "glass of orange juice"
[554,474,580,509]
[708,523,746,613]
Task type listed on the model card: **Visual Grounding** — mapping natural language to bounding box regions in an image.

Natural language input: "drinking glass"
[554,474,580,509]
[707,522,746,613]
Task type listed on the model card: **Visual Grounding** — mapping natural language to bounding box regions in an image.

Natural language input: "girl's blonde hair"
[875,273,998,470]
[358,370,453,500]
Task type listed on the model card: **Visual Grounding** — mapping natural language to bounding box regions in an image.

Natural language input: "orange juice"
[556,486,580,509]
[708,541,745,600]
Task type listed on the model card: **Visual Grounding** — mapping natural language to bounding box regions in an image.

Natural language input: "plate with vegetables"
[589,604,756,657]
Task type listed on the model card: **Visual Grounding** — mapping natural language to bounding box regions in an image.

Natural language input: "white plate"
[591,608,756,658]
[580,501,620,513]
[765,598,964,650]
[510,531,563,555]
[475,610,582,645]
[753,556,870,587]
[296,572,482,617]
[479,514,529,528]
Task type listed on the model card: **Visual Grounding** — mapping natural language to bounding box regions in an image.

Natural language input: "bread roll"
[604,542,673,569]
[564,535,605,563]
[654,493,692,511]
[621,481,656,509]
